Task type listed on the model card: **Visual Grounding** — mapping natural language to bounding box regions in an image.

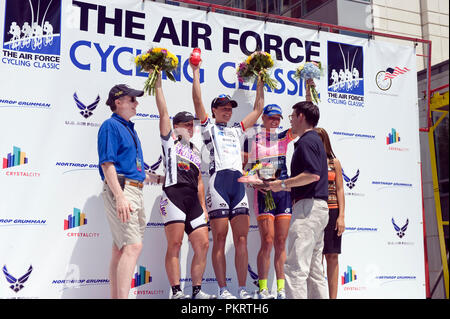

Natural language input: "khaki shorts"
[102,182,146,250]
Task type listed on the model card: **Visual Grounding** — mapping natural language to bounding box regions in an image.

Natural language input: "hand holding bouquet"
[294,61,322,104]
[238,162,276,212]
[134,47,179,95]
[237,51,278,90]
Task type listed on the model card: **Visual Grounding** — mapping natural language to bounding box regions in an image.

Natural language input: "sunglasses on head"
[213,94,231,104]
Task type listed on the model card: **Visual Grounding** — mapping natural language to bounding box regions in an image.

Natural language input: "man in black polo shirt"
[268,101,329,299]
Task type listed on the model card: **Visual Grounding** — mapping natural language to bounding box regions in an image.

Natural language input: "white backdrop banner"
[0,0,425,299]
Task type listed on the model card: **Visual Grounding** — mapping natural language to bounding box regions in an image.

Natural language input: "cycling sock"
[277,279,285,291]
[171,284,181,295]
[192,285,201,297]
[259,279,268,291]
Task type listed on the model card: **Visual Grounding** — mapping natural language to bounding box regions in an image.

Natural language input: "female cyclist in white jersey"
[190,55,264,299]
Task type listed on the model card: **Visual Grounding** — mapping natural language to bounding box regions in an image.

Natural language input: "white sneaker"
[258,289,275,299]
[238,288,253,299]
[277,289,286,299]
[219,288,237,299]
[171,290,191,299]
[193,290,217,299]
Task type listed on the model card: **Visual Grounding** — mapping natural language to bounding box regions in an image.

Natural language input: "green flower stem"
[264,191,276,212]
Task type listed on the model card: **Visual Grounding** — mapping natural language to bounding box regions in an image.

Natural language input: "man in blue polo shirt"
[98,84,147,299]
[268,101,329,299]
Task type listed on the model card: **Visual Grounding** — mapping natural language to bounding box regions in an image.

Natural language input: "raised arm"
[191,59,207,122]
[154,72,171,136]
[241,78,264,130]
[305,78,313,102]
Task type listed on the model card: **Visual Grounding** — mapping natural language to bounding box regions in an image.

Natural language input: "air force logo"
[2,265,33,293]
[342,169,359,189]
[392,218,409,238]
[73,92,100,119]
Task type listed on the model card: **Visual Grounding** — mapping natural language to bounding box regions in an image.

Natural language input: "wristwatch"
[281,180,287,190]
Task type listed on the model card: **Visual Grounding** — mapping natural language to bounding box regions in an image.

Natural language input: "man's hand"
[336,216,345,236]
[116,194,133,223]
[253,183,270,195]
[267,180,283,192]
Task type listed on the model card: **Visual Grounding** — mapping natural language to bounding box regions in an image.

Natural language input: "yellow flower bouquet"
[238,162,277,212]
[236,51,278,90]
[134,47,179,95]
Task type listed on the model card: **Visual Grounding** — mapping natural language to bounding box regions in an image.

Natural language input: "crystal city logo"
[2,0,61,70]
[131,265,164,296]
[342,168,364,197]
[64,207,100,239]
[375,66,411,91]
[386,128,409,152]
[340,265,367,292]
[388,217,414,246]
[64,92,101,128]
[2,265,33,293]
[327,41,364,108]
[1,145,40,177]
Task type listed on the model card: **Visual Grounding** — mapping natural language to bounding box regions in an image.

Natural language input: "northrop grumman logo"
[73,92,100,119]
[2,265,33,293]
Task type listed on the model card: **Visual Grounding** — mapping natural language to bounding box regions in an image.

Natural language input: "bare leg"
[116,242,143,299]
[210,218,229,288]
[230,214,250,287]
[325,253,339,299]
[164,223,185,286]
[109,243,121,299]
[274,217,290,280]
[256,217,274,281]
[188,226,210,286]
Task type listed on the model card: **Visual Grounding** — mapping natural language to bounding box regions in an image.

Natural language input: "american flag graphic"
[383,67,410,80]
